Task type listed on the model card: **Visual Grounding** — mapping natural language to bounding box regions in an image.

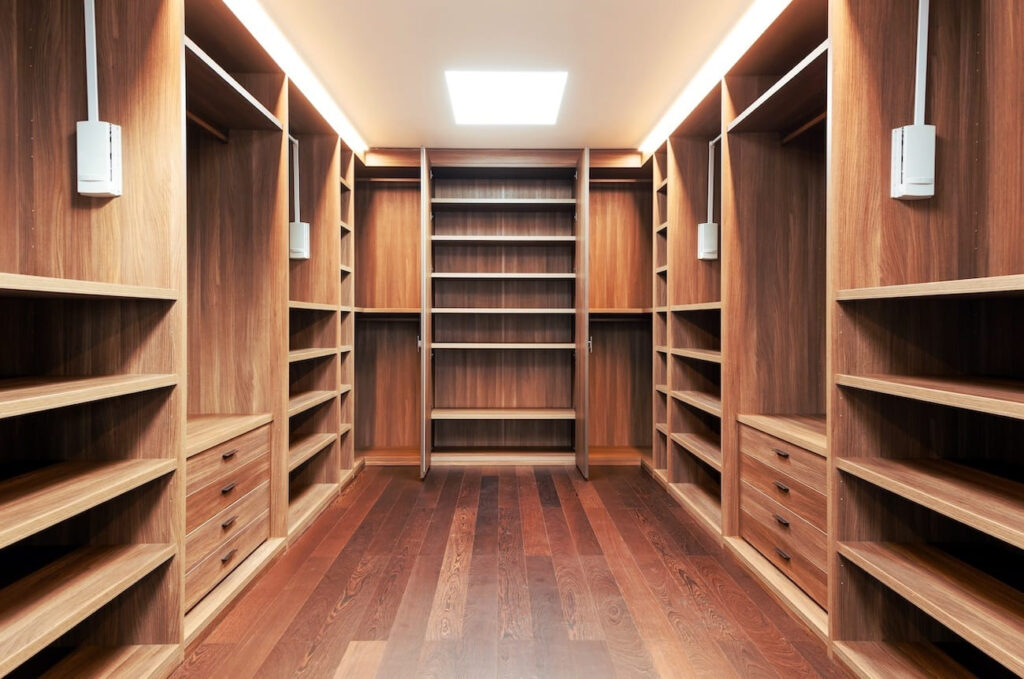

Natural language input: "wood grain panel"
[588,320,652,447]
[355,319,420,450]
[355,182,421,309]
[589,183,652,311]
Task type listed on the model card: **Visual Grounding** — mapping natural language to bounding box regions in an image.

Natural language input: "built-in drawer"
[185,482,269,572]
[740,503,827,608]
[739,424,825,492]
[185,510,269,611]
[741,482,826,570]
[186,455,269,533]
[186,424,270,496]
[741,453,826,531]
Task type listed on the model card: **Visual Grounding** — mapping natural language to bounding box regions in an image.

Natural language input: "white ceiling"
[260,0,753,149]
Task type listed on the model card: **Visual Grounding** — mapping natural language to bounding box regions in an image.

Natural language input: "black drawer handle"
[222,448,238,461]
[221,548,237,564]
[774,547,791,561]
[773,480,790,493]
[773,448,790,459]
[220,481,237,495]
[773,513,790,527]
[221,515,238,530]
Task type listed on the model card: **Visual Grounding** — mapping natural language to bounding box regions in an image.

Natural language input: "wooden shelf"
[340,220,352,233]
[431,198,577,212]
[288,483,338,537]
[41,644,180,679]
[0,272,177,301]
[670,301,721,312]
[432,307,575,315]
[186,414,272,457]
[355,307,420,314]
[655,384,669,395]
[431,408,575,421]
[184,37,281,132]
[339,384,353,395]
[339,345,353,353]
[670,347,722,364]
[0,459,176,550]
[670,389,723,417]
[340,264,353,275]
[654,306,668,313]
[589,308,652,315]
[287,347,338,364]
[0,544,175,677]
[670,432,722,471]
[832,641,973,679]
[837,457,1024,550]
[836,374,1024,420]
[431,272,576,280]
[432,342,575,350]
[431,235,576,244]
[287,390,337,418]
[656,221,668,234]
[359,447,420,466]
[728,40,829,134]
[0,375,177,421]
[656,177,668,193]
[288,432,338,472]
[654,422,669,436]
[288,300,337,313]
[654,346,668,354]
[838,274,1024,302]
[737,414,826,456]
[838,541,1024,675]
[340,175,352,193]
[669,482,722,535]
[655,265,668,275]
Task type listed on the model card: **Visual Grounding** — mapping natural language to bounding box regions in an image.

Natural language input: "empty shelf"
[288,300,337,312]
[340,176,352,193]
[655,265,668,275]
[340,220,352,232]
[184,37,281,132]
[656,221,668,234]
[654,346,668,354]
[737,414,826,456]
[670,301,722,312]
[432,343,575,350]
[339,265,353,275]
[287,390,337,417]
[0,272,177,301]
[432,307,575,315]
[671,348,722,364]
[41,644,180,679]
[288,483,338,536]
[0,459,176,550]
[655,423,669,436]
[0,375,177,420]
[0,544,175,677]
[431,408,576,421]
[186,414,272,457]
[671,390,723,417]
[339,384,353,395]
[355,307,421,314]
[655,384,669,395]
[432,235,576,244]
[836,374,1024,420]
[288,347,338,364]
[339,345,353,353]
[289,432,337,472]
[670,432,722,471]
[833,642,973,679]
[838,273,1024,301]
[432,272,576,280]
[656,177,668,193]
[838,541,1024,675]
[728,40,829,134]
[670,483,722,535]
[589,308,652,315]
[837,457,1024,550]
[431,198,577,212]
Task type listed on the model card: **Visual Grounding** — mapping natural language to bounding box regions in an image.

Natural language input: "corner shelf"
[185,414,272,457]
[0,273,177,301]
[0,375,177,420]
[836,374,1024,420]
[0,459,176,550]
[670,389,723,418]
[431,408,576,421]
[183,37,281,132]
[0,544,175,677]
[288,432,338,472]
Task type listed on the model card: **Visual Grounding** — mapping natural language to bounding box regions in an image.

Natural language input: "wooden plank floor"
[172,466,849,678]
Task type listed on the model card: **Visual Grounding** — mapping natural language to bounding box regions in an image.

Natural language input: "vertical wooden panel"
[575,150,590,477]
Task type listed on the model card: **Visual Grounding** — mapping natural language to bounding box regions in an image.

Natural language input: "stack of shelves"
[354,151,423,465]
[830,1,1024,675]
[0,0,185,673]
[651,147,671,475]
[424,153,587,464]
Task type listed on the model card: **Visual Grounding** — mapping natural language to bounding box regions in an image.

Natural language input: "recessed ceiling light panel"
[445,70,568,125]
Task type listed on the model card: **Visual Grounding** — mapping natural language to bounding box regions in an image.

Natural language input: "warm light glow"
[224,0,368,155]
[639,0,792,154]
[445,71,568,125]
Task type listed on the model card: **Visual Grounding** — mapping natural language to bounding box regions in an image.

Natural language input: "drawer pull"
[774,547,791,561]
[221,515,238,530]
[772,513,790,527]
[220,481,237,495]
[773,448,790,459]
[221,548,237,564]
[773,480,790,493]
[222,448,238,461]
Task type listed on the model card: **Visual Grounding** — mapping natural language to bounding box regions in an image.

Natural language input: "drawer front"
[185,510,269,611]
[739,424,825,492]
[741,453,826,531]
[185,482,269,572]
[741,507,827,609]
[186,424,270,496]
[186,455,269,533]
[741,482,826,569]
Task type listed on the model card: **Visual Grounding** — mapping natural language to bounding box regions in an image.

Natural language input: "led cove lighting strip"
[639,0,792,154]
[224,0,368,155]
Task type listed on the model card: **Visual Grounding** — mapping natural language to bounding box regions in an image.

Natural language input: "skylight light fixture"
[445,71,568,125]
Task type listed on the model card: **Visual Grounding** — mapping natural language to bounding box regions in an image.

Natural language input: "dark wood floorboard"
[172,466,850,679]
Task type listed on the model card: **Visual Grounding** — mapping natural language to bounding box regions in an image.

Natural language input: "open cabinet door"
[575,149,590,478]
[420,147,433,478]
